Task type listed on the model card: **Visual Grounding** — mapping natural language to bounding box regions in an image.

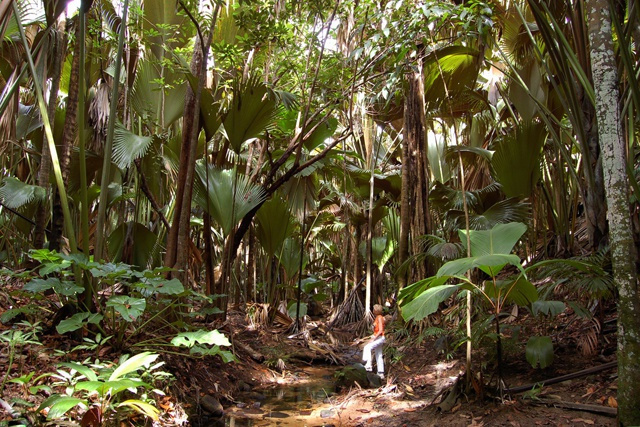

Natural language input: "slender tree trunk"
[165,11,218,281]
[203,213,214,295]
[34,23,66,249]
[587,2,640,424]
[50,21,79,252]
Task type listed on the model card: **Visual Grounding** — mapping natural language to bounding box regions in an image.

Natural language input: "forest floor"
[0,288,620,426]
[184,307,619,427]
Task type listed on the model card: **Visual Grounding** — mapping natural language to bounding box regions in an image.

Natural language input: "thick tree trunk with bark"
[586,1,640,424]
[406,55,431,281]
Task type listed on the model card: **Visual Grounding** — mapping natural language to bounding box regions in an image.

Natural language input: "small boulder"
[200,395,224,417]
[366,372,382,388]
[335,363,368,389]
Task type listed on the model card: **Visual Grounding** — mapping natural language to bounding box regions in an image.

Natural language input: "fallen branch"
[505,361,616,394]
[234,340,264,362]
[530,398,617,417]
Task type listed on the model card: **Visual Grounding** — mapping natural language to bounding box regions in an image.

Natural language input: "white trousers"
[362,336,385,374]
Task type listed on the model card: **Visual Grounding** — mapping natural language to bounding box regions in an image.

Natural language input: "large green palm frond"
[0,177,46,209]
[280,174,318,218]
[429,181,481,213]
[130,59,186,128]
[255,195,294,258]
[193,163,267,237]
[423,46,481,113]
[530,248,613,300]
[492,121,546,199]
[112,121,154,169]
[142,0,193,60]
[277,237,307,282]
[222,75,281,154]
[419,234,465,262]
[466,197,531,230]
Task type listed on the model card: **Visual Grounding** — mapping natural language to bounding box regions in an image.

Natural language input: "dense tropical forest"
[0,0,639,425]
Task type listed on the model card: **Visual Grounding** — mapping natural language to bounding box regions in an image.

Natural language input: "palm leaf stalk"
[12,2,77,254]
[77,0,93,307]
[427,32,475,389]
[94,0,130,263]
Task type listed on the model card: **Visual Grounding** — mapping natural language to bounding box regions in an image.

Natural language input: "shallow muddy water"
[224,366,339,426]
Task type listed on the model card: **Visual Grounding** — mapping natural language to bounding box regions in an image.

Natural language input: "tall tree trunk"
[34,24,66,249]
[399,58,428,289]
[586,2,640,424]
[49,21,79,252]
[406,50,430,281]
[398,114,411,291]
[164,11,218,281]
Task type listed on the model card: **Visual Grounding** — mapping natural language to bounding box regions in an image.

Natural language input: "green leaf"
[459,222,527,256]
[118,399,160,421]
[171,330,231,348]
[109,352,159,381]
[526,336,554,369]
[0,177,46,209]
[492,121,546,198]
[107,222,158,270]
[437,254,523,278]
[56,312,103,334]
[222,76,280,154]
[43,396,86,419]
[112,122,154,169]
[287,301,307,319]
[136,277,185,295]
[58,362,98,382]
[76,379,144,395]
[401,284,460,322]
[193,164,267,236]
[255,196,294,258]
[532,300,565,317]
[485,277,538,306]
[189,346,236,362]
[303,116,338,151]
[106,296,146,321]
[23,278,58,293]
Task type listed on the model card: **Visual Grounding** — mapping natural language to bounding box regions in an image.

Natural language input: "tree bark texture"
[50,21,79,252]
[406,58,431,282]
[164,17,216,281]
[586,2,640,424]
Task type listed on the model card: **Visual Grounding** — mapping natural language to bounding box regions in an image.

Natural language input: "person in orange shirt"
[362,304,386,378]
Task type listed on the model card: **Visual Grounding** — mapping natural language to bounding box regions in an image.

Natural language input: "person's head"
[373,304,384,316]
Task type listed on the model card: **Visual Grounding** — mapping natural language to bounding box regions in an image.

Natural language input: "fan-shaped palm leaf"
[222,76,280,154]
[456,197,531,230]
[277,237,307,282]
[193,163,267,236]
[142,0,192,60]
[255,195,294,258]
[112,122,154,169]
[423,46,481,112]
[0,177,46,209]
[420,234,465,262]
[430,181,480,212]
[492,121,546,199]
[130,59,186,128]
